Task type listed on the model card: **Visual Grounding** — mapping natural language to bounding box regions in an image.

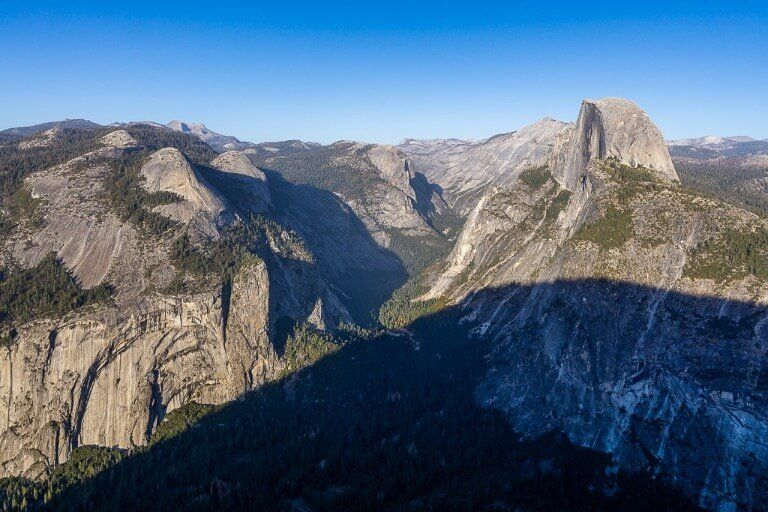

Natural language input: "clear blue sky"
[1,1,766,144]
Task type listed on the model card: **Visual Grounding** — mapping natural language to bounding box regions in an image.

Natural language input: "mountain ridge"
[1,98,767,511]
[0,119,103,139]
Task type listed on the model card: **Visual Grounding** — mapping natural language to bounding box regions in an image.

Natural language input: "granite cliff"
[400,99,767,511]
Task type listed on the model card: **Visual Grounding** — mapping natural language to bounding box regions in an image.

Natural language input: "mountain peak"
[551,97,677,190]
[166,120,211,135]
[165,120,256,151]
[140,147,230,236]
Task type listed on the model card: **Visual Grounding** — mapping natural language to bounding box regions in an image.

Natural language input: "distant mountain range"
[164,120,256,151]
[0,119,102,138]
[5,118,767,164]
[667,134,768,162]
[662,134,768,217]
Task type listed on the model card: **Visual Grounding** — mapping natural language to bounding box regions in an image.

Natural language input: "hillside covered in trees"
[676,160,768,217]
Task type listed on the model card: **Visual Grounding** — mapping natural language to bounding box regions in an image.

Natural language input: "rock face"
[140,148,232,237]
[550,98,678,190]
[7,145,146,292]
[348,142,436,238]
[3,99,767,510]
[100,130,136,148]
[18,128,63,150]
[426,165,768,510]
[0,261,278,478]
[412,99,768,510]
[246,140,453,269]
[366,144,417,200]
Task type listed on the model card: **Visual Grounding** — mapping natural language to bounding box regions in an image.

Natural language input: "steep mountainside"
[394,99,768,511]
[0,125,361,479]
[171,138,450,321]
[247,140,458,272]
[550,98,677,189]
[168,125,456,274]
[208,151,272,213]
[21,304,704,512]
[400,118,567,215]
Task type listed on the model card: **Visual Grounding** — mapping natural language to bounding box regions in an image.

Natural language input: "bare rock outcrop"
[0,133,351,480]
[8,148,147,291]
[410,99,765,509]
[249,139,442,253]
[551,98,678,190]
[140,148,232,237]
[0,258,280,478]
[366,145,416,201]
[100,129,137,148]
[166,120,253,152]
[400,118,567,214]
[18,128,62,150]
[419,159,767,510]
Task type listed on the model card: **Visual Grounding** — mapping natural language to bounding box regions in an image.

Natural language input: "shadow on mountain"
[408,170,439,220]
[260,167,409,324]
[38,278,768,511]
[195,163,408,327]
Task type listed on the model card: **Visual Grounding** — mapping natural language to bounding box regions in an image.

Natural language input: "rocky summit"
[0,98,766,511]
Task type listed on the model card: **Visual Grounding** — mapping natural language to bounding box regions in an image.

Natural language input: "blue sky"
[1,1,766,143]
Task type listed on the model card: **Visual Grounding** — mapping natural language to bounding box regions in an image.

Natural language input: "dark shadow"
[407,168,442,224]
[37,277,768,511]
[260,167,409,325]
[408,170,462,241]
[195,162,408,328]
[272,315,297,356]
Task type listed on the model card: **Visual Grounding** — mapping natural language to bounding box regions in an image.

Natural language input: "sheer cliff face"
[0,262,278,478]
[416,100,767,510]
[551,98,678,190]
[0,131,347,478]
[349,143,437,238]
[462,163,768,511]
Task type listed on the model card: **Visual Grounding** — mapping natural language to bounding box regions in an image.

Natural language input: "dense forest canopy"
[0,254,112,347]
[676,160,768,216]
